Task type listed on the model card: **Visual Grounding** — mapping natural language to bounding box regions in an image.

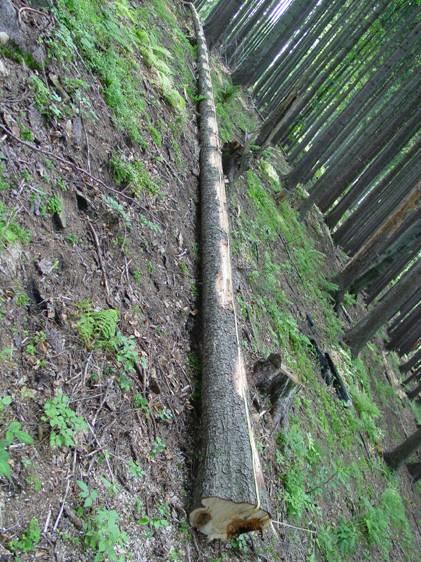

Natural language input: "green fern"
[77,309,119,349]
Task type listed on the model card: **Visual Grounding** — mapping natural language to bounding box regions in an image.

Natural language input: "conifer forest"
[0,1,419,560]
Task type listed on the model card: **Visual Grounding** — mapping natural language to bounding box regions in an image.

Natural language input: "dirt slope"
[0,2,419,562]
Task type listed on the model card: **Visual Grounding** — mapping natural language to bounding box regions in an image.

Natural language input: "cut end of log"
[190,497,271,541]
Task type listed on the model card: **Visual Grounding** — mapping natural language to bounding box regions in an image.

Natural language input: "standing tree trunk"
[188,4,271,541]
[332,187,420,306]
[343,262,421,357]
[401,370,420,387]
[383,427,421,470]
[400,350,421,374]
[406,381,421,401]
[406,462,421,482]
[204,0,242,49]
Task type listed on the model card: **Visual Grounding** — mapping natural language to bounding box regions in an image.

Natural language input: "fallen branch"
[87,219,112,305]
[188,3,271,541]
[0,124,146,209]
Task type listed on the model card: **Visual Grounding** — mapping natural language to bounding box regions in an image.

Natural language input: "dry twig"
[0,124,146,209]
[87,219,112,304]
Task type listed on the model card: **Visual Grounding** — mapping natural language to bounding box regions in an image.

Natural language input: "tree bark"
[332,187,420,305]
[407,381,421,400]
[189,4,271,541]
[334,145,420,253]
[349,220,421,298]
[343,261,421,357]
[400,350,421,374]
[383,427,421,470]
[406,462,421,483]
[204,0,242,49]
[401,370,420,387]
[388,302,421,347]
[326,110,419,229]
[388,291,419,334]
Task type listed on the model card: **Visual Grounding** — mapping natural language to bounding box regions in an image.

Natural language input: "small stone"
[0,32,9,45]
[0,59,9,78]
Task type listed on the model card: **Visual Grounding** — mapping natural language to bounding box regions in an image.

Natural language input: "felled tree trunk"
[188,4,271,541]
[254,353,300,429]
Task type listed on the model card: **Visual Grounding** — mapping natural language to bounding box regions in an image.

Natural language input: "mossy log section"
[188,4,271,541]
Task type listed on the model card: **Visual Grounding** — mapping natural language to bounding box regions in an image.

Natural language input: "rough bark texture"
[343,261,421,357]
[383,427,421,470]
[189,4,271,541]
[406,381,421,401]
[332,187,420,306]
[401,370,420,387]
[400,350,421,374]
[406,462,421,482]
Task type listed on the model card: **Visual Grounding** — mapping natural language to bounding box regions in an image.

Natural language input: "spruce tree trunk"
[332,187,420,305]
[401,370,419,387]
[400,350,421,374]
[406,462,421,482]
[383,428,421,470]
[343,262,421,357]
[389,291,419,334]
[326,110,419,229]
[388,303,421,348]
[407,382,421,401]
[188,4,271,541]
[204,0,242,49]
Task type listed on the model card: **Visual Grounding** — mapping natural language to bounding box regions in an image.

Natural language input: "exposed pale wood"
[188,3,271,541]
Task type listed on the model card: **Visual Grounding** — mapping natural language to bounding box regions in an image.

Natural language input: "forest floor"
[0,1,420,561]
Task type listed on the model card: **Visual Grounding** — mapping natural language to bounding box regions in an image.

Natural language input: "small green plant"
[110,154,159,196]
[15,292,30,306]
[20,126,35,142]
[0,163,10,191]
[0,347,14,367]
[46,195,63,215]
[0,420,33,477]
[43,392,87,448]
[132,269,142,284]
[25,330,47,356]
[178,261,188,276]
[9,517,41,554]
[77,480,98,509]
[103,195,132,229]
[76,308,119,349]
[0,201,31,249]
[0,395,12,413]
[133,393,150,415]
[118,374,133,392]
[150,436,166,458]
[84,508,127,562]
[148,124,162,146]
[31,75,63,120]
[65,233,79,246]
[127,460,145,479]
[343,291,357,306]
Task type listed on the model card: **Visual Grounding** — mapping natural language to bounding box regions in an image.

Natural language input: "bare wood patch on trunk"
[188,3,271,541]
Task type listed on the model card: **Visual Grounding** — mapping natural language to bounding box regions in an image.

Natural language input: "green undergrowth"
[211,59,257,143]
[0,201,31,250]
[51,0,193,145]
[228,153,416,560]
